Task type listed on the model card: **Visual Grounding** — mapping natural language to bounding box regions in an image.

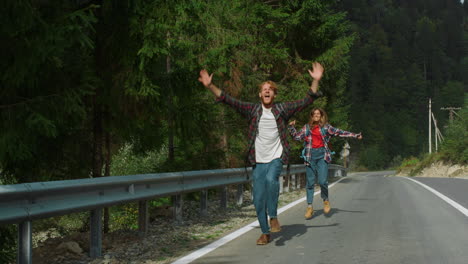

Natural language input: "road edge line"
[403,177,468,218]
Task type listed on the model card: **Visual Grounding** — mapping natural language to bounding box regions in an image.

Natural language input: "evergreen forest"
[1,0,467,183]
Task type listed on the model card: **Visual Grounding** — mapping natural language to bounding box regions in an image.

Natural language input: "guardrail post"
[172,194,183,224]
[236,184,243,206]
[220,186,227,209]
[18,221,32,264]
[250,182,254,201]
[291,174,296,191]
[138,200,149,235]
[279,175,284,193]
[283,175,290,193]
[200,189,208,216]
[89,209,102,258]
[297,173,300,189]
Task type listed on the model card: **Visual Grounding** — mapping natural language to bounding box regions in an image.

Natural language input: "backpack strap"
[321,125,335,155]
[300,124,310,162]
[305,123,311,136]
[320,125,327,136]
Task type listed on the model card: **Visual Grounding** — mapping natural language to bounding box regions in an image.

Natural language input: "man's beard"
[261,97,274,107]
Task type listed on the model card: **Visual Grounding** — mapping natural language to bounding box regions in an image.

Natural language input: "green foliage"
[110,204,139,230]
[439,97,468,164]
[340,0,467,169]
[110,143,167,176]
[397,156,420,173]
[358,145,388,170]
[408,153,443,176]
[1,1,97,183]
[0,0,358,184]
[396,154,440,176]
[0,225,16,263]
[150,197,171,207]
[387,155,404,169]
[397,96,467,174]
[2,0,464,183]
[33,212,89,236]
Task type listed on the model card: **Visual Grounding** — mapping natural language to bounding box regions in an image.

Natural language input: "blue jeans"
[252,158,282,234]
[305,148,329,204]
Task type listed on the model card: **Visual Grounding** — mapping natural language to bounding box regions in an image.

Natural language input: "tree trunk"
[220,107,229,168]
[103,118,111,233]
[92,0,104,179]
[167,54,175,162]
[92,98,103,178]
[91,0,105,231]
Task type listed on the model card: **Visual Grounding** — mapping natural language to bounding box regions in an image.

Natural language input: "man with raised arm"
[198,63,323,245]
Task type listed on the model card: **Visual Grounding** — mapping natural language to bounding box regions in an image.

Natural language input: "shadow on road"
[336,177,358,183]
[273,223,339,246]
[307,207,366,219]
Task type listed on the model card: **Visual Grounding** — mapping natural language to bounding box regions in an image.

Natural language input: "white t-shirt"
[255,105,283,163]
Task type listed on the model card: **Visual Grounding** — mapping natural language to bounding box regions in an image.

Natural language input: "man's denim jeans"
[252,158,282,234]
[306,147,329,204]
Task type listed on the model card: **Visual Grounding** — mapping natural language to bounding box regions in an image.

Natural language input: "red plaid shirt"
[288,123,361,163]
[216,90,321,165]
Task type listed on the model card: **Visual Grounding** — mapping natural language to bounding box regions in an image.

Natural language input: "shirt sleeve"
[216,91,256,118]
[288,125,307,141]
[326,124,361,138]
[281,90,322,120]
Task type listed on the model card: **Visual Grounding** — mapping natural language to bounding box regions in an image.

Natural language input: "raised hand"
[289,120,296,126]
[308,62,324,81]
[198,69,221,97]
[198,69,213,88]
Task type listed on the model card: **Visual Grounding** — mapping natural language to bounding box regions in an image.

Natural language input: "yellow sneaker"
[304,207,314,219]
[323,200,331,214]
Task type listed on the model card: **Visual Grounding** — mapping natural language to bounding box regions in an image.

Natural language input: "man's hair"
[258,80,278,95]
[309,108,328,127]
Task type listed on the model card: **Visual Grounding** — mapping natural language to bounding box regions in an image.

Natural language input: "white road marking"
[403,177,468,218]
[171,177,346,264]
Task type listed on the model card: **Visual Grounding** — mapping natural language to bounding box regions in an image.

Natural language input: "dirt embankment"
[397,162,468,178]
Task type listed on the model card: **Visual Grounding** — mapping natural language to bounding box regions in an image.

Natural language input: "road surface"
[182,171,468,264]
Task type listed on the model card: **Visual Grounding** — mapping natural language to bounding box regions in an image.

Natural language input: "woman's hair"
[308,108,328,127]
[258,80,278,95]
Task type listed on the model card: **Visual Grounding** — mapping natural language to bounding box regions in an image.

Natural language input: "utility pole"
[431,112,441,152]
[441,107,462,122]
[428,98,432,154]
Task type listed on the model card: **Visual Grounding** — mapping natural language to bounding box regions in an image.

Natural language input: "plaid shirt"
[216,90,321,165]
[288,124,360,163]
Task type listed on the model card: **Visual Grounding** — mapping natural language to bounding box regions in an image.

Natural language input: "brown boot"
[270,218,281,232]
[323,200,331,214]
[304,207,314,219]
[256,234,271,245]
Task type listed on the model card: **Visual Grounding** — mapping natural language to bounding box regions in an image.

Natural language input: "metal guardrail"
[0,168,251,225]
[0,164,346,263]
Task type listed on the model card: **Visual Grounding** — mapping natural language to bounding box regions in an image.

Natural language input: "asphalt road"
[411,177,468,210]
[187,172,468,264]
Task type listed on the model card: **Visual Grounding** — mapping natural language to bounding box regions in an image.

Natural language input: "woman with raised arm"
[288,108,362,219]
